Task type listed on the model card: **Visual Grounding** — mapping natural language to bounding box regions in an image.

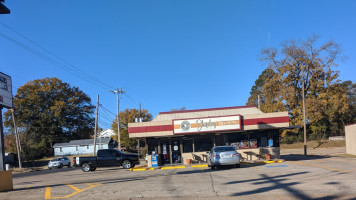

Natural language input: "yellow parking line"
[313,160,324,163]
[66,184,80,192]
[45,186,51,199]
[45,183,102,199]
[290,161,350,173]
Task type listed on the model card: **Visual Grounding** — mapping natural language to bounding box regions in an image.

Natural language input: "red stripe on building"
[243,116,289,126]
[129,116,289,134]
[129,125,173,133]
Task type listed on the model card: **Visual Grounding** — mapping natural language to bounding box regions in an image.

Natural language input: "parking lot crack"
[209,172,218,196]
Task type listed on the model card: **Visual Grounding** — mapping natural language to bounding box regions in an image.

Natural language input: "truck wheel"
[122,160,132,169]
[82,163,91,172]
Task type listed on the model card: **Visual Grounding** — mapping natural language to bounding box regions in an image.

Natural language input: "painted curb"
[130,160,285,171]
[161,166,186,170]
[130,167,154,171]
[191,165,208,168]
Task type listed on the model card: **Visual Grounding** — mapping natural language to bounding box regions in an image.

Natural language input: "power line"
[98,113,114,123]
[0,26,116,92]
[0,31,111,89]
[99,104,116,117]
[0,21,116,90]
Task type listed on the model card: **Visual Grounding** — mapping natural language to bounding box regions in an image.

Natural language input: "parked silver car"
[48,157,71,169]
[207,146,240,169]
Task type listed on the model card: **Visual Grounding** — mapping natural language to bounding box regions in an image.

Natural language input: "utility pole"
[11,109,22,169]
[93,95,99,156]
[302,77,307,156]
[0,106,5,171]
[110,88,126,151]
[139,102,142,122]
[137,102,142,156]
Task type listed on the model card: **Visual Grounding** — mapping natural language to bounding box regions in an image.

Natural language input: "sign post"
[0,72,13,171]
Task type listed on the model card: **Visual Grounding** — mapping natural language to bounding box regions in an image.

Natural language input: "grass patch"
[281,140,345,149]
[11,166,47,174]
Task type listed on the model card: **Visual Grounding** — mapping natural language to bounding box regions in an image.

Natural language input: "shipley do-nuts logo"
[180,120,191,131]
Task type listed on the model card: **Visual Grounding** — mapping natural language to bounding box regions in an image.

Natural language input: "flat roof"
[159,105,255,115]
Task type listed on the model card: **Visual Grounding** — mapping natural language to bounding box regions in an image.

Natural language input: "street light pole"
[302,75,307,156]
[110,88,126,151]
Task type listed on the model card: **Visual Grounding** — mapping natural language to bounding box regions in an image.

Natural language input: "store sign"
[173,115,241,134]
[0,72,12,108]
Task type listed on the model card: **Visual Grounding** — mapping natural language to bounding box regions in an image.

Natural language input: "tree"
[247,69,285,112]
[170,107,187,111]
[111,108,152,150]
[4,77,95,160]
[248,36,352,139]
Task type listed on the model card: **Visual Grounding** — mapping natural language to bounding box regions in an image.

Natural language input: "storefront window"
[147,138,158,154]
[194,136,213,152]
[183,139,193,153]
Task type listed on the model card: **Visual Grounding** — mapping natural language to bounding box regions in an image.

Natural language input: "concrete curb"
[130,159,285,171]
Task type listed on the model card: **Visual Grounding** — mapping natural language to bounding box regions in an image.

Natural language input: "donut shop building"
[128,106,290,165]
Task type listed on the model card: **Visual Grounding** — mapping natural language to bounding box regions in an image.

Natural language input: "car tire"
[68,162,71,168]
[122,160,132,169]
[235,164,241,168]
[210,165,215,170]
[90,167,97,171]
[82,163,91,172]
[59,163,63,168]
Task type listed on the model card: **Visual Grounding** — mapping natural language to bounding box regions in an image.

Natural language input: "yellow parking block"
[255,160,284,164]
[161,166,186,170]
[130,167,154,171]
[191,165,208,168]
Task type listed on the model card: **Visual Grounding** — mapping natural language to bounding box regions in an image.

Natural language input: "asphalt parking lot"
[1,150,356,200]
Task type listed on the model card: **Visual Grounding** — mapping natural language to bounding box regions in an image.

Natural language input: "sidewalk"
[130,159,285,171]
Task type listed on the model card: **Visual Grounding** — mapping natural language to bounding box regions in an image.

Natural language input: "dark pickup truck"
[73,149,140,172]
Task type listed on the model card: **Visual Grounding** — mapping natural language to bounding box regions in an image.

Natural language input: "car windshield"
[51,158,60,161]
[214,147,235,152]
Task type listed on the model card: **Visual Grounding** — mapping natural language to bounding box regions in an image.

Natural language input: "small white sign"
[0,72,13,108]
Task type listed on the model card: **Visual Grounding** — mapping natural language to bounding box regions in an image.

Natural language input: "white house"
[53,138,117,156]
[98,129,116,138]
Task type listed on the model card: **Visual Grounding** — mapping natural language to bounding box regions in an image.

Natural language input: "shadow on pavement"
[226,171,342,200]
[281,154,330,161]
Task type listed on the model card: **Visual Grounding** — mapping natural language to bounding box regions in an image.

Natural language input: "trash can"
[186,159,192,165]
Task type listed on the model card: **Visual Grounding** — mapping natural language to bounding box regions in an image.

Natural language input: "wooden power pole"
[93,95,99,156]
[11,109,22,169]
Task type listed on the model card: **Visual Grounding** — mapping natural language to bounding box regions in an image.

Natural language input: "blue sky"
[1,0,356,129]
